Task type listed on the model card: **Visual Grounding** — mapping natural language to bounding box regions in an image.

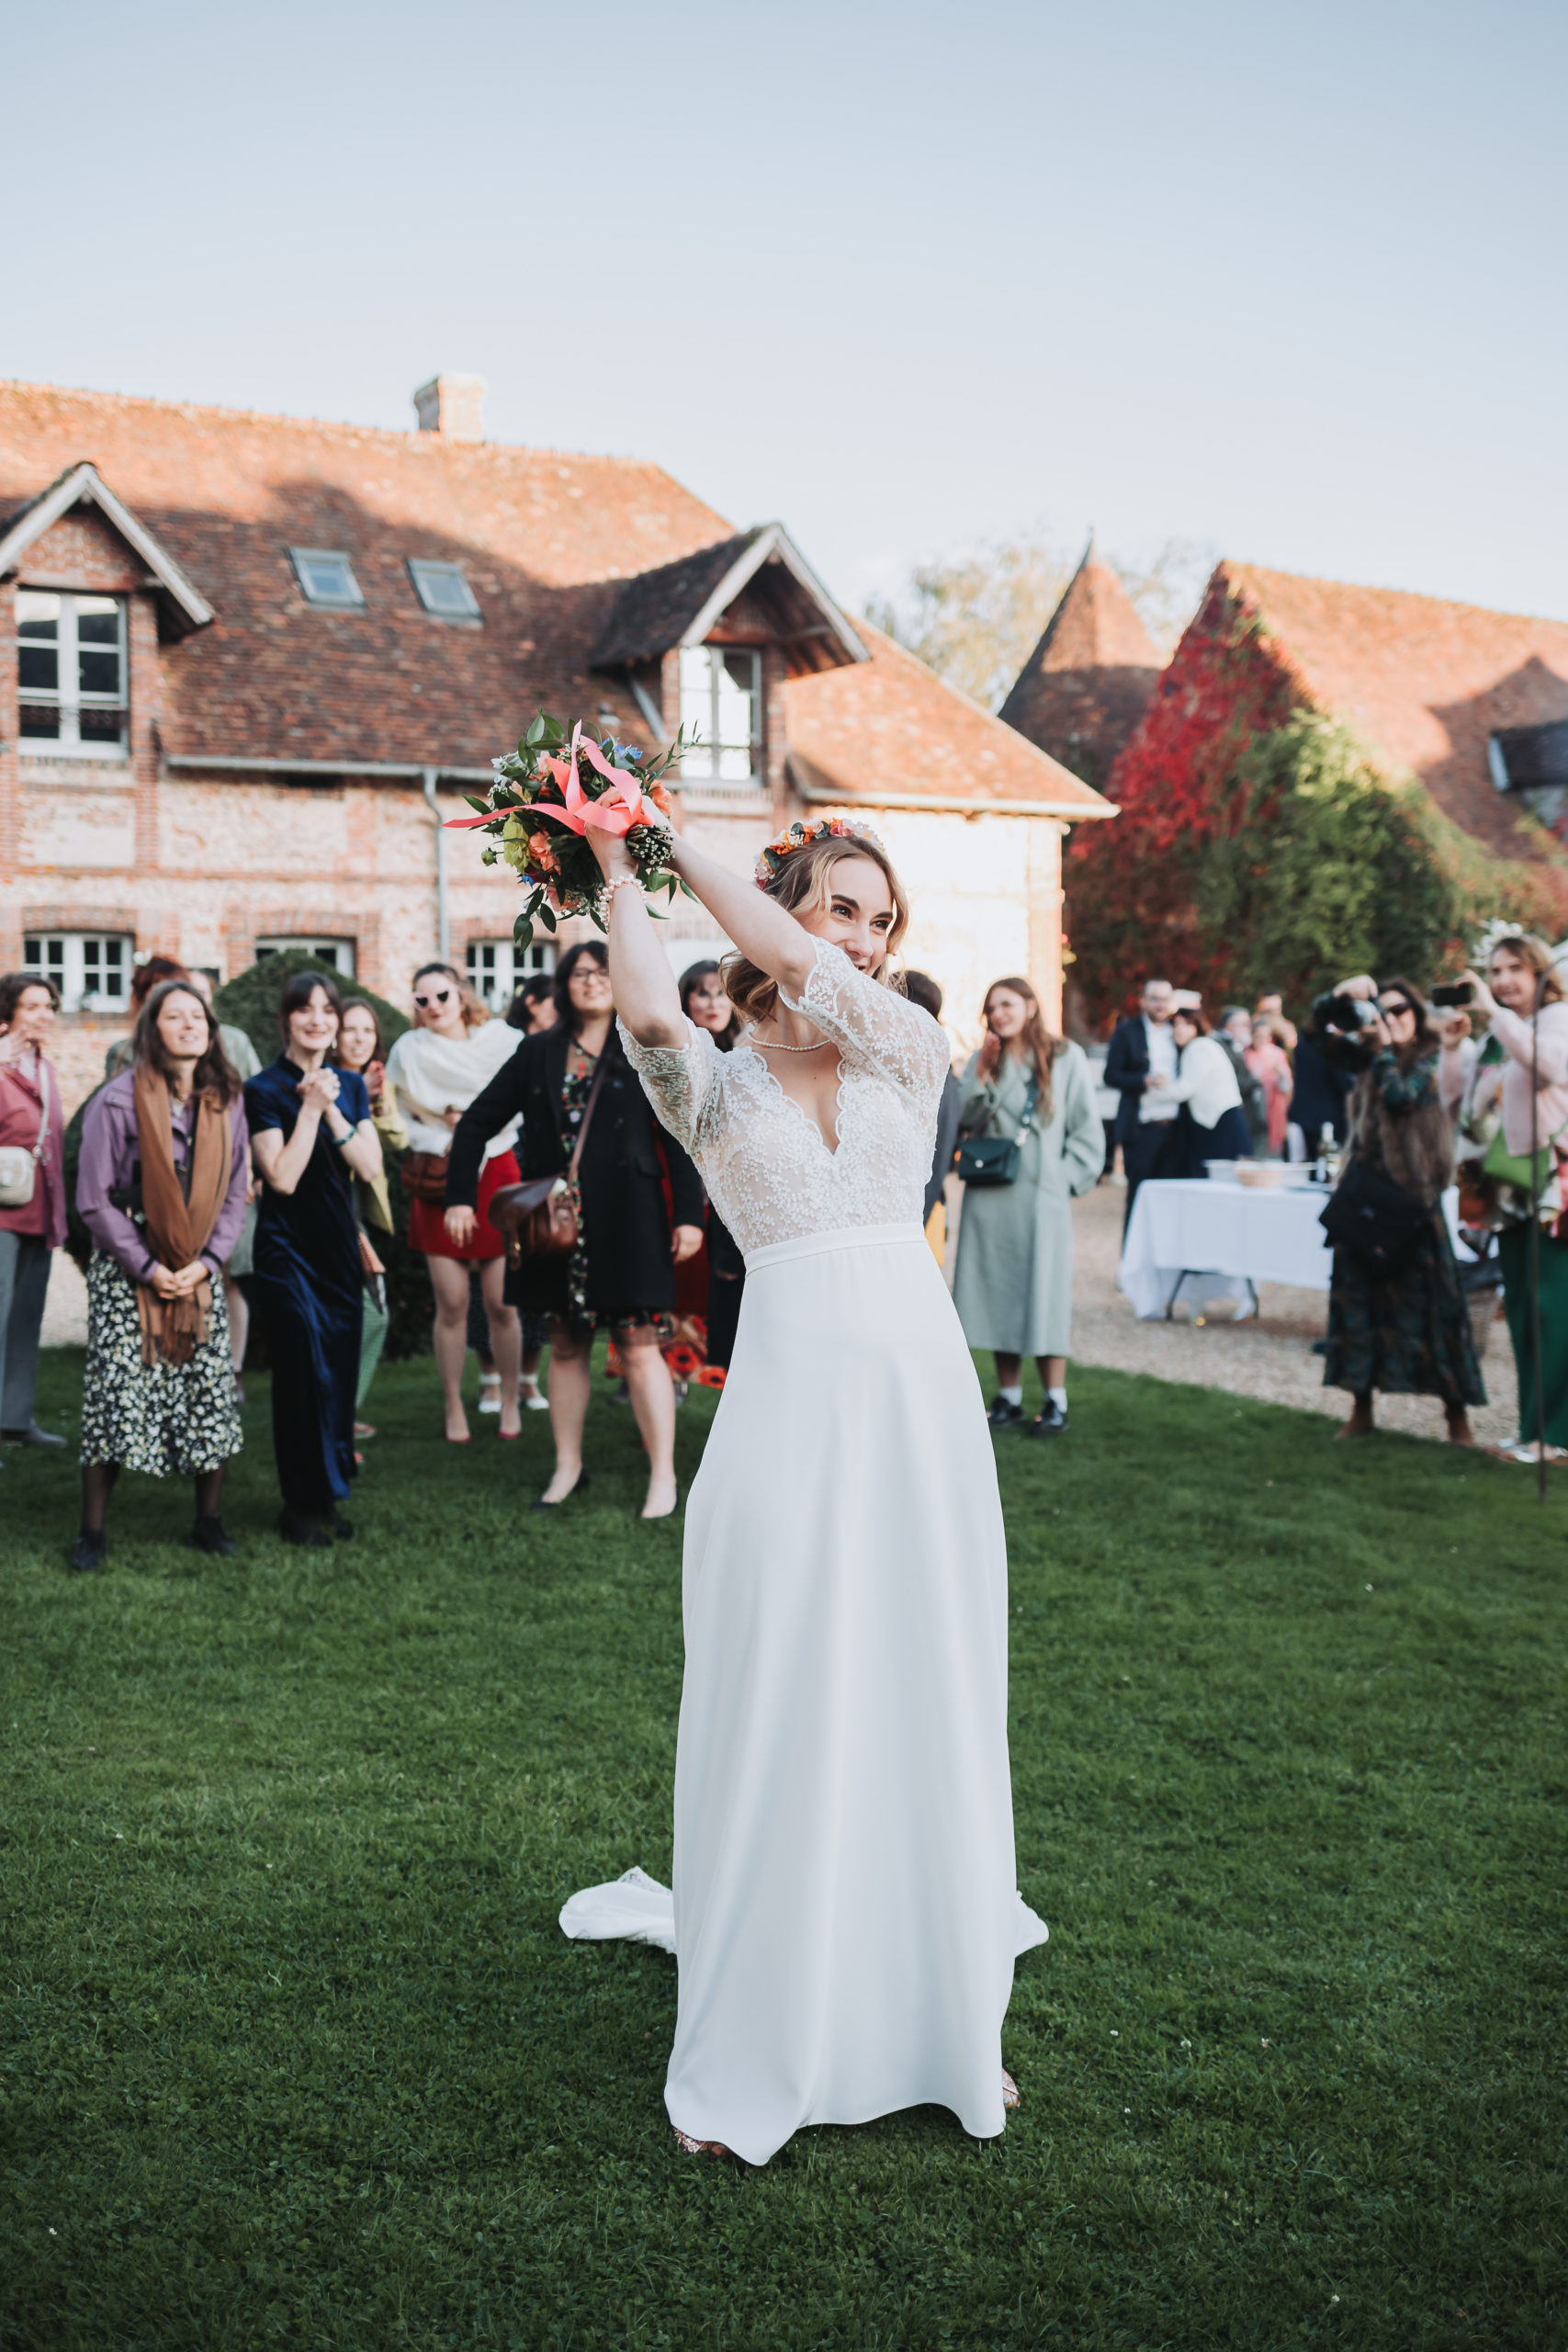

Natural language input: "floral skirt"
[81,1252,243,1476]
[1323,1214,1485,1408]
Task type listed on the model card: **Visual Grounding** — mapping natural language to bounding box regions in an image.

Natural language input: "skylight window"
[408,559,481,621]
[289,548,365,608]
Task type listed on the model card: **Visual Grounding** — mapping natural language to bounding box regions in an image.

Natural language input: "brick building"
[0,378,1114,1109]
[1054,557,1568,1019]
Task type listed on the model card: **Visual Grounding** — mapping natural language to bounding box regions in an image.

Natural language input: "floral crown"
[753,815,886,888]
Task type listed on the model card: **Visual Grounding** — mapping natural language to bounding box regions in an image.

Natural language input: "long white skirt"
[560,1221,1047,2165]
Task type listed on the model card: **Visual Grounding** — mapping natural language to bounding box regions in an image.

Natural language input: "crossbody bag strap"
[32,1059,51,1159]
[565,1049,611,1186]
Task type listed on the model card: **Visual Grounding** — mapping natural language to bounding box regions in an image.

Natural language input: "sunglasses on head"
[415,987,453,1008]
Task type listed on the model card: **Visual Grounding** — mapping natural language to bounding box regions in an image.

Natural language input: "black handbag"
[955,1069,1039,1189]
[1319,1156,1429,1272]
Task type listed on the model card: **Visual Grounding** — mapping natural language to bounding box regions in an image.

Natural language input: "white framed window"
[254,937,356,976]
[466,937,555,1012]
[408,559,481,620]
[23,931,132,1011]
[679,646,761,783]
[17,592,129,755]
[288,548,365,609]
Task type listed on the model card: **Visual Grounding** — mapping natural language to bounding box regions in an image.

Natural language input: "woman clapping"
[246,974,383,1545]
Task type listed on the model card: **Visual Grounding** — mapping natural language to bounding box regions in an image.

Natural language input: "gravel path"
[1060,1179,1517,1447]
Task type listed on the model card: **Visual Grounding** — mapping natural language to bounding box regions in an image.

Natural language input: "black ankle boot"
[69,1529,107,1574]
[277,1510,332,1548]
[188,1514,237,1556]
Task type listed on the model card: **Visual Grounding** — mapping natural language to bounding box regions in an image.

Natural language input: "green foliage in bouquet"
[450,710,692,950]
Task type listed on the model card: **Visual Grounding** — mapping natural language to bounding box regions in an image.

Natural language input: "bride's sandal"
[1002,2070,1021,2111]
[673,2126,730,2156]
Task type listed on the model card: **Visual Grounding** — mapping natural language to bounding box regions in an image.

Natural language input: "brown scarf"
[132,1062,232,1366]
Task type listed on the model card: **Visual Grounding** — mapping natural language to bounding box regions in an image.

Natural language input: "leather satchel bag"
[1319,1155,1429,1272]
[955,1069,1039,1189]
[488,1054,609,1269]
[400,1148,450,1204]
[0,1060,51,1210]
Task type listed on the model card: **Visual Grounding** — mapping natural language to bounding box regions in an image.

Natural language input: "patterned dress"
[1323,1051,1484,1408]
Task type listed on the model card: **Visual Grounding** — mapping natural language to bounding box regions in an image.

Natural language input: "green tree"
[1197,713,1467,1008]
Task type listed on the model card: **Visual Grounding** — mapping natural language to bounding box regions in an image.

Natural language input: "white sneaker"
[478,1374,502,1415]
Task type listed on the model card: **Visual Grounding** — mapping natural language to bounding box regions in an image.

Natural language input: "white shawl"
[384,1021,525,1160]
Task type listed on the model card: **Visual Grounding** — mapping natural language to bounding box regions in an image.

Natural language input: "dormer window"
[679,646,761,784]
[289,548,364,609]
[17,592,128,754]
[408,558,480,621]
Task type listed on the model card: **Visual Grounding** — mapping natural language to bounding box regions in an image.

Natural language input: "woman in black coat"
[446,941,704,1518]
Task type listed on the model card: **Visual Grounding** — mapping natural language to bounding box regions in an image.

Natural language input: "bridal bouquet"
[446,712,687,948]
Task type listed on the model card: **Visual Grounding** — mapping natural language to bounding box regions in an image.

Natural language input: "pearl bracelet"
[600,873,643,919]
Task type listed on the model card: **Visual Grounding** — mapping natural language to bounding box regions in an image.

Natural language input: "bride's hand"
[585,825,637,882]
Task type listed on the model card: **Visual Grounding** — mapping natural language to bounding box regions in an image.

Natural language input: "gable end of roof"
[0,460,215,635]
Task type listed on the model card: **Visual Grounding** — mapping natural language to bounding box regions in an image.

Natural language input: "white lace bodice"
[620,941,951,1259]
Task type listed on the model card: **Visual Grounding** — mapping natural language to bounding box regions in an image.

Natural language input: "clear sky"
[6,0,1563,628]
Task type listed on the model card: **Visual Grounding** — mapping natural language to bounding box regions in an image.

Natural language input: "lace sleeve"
[617,1018,725,1158]
[778,940,951,1115]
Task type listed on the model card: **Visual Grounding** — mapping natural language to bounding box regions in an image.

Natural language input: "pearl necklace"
[750,1032,832,1053]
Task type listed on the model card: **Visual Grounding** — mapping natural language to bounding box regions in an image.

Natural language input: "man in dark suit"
[1104,977,1180,1228]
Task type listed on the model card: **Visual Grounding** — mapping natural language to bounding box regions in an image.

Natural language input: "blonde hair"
[722,834,910,1025]
[1489,933,1566,1008]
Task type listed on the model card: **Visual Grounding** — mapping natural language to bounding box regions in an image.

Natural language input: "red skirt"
[407,1149,520,1261]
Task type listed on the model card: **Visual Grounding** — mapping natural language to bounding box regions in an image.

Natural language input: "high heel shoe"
[532,1469,590,1512]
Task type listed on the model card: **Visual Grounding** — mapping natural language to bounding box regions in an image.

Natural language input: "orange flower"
[528,831,558,872]
[649,782,671,815]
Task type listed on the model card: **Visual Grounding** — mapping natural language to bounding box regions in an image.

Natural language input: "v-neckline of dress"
[739,1039,848,1161]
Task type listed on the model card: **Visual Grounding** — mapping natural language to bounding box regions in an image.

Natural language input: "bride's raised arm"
[591,828,817,1045]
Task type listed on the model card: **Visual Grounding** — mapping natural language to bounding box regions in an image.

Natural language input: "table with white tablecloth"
[1118,1177,1464,1321]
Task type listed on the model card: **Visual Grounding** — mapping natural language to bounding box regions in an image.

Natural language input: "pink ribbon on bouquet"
[443,724,660,834]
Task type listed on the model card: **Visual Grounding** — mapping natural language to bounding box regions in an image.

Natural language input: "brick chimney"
[412,373,487,440]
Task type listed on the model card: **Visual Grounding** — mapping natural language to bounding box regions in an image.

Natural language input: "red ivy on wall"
[1066,571,1306,1023]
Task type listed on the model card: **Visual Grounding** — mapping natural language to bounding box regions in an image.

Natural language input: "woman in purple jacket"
[73,979,250,1572]
[0,970,69,1450]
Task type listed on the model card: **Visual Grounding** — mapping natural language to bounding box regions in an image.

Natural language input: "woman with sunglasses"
[383,962,526,1442]
[1310,974,1483,1442]
[446,941,705,1518]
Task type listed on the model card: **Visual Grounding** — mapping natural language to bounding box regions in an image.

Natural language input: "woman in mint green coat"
[953,976,1104,1436]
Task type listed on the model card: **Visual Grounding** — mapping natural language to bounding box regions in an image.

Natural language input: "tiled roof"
[998,541,1164,788]
[0,380,1087,819]
[591,522,867,673]
[0,379,732,767]
[592,531,764,666]
[784,619,1115,816]
[1227,561,1568,859]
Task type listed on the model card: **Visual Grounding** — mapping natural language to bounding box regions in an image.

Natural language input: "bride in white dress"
[560,814,1047,2165]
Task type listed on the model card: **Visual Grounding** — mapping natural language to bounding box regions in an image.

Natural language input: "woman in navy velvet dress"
[245,972,382,1545]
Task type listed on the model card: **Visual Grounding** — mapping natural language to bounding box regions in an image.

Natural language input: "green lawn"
[1,1349,1563,2351]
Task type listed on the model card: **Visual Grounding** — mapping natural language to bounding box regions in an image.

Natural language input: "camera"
[1325,992,1381,1033]
[1430,981,1474,1009]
